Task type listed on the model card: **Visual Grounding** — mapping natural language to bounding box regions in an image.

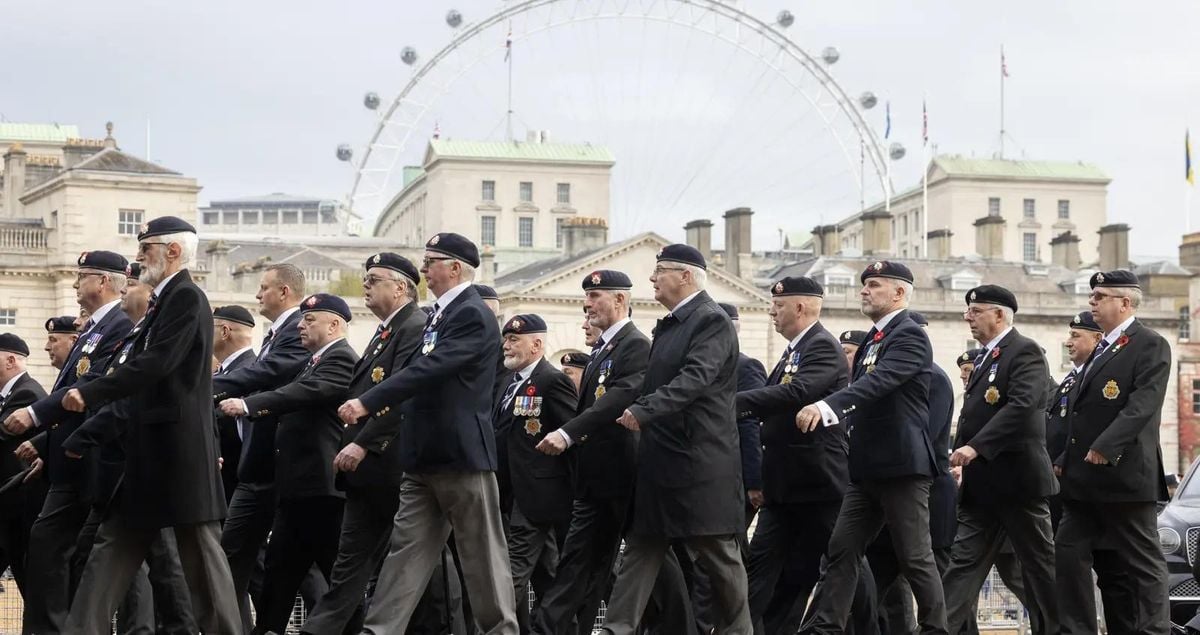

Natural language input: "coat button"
[1070,438,1076,444]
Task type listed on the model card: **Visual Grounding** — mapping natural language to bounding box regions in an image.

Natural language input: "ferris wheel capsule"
[821,46,840,65]
[859,91,878,110]
[446,9,463,28]
[889,142,906,161]
[400,47,419,66]
[363,92,381,110]
[336,144,353,162]
[775,10,794,28]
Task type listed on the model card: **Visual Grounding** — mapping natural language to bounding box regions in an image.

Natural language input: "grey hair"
[894,280,913,307]
[456,262,477,281]
[1110,287,1142,309]
[102,271,128,293]
[157,231,198,268]
[998,305,1015,325]
[681,264,707,290]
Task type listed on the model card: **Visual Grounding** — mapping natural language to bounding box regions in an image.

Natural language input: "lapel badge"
[594,385,606,400]
[865,364,876,374]
[984,385,1000,405]
[780,373,793,384]
[371,366,384,383]
[1102,379,1120,400]
[524,418,542,435]
[76,356,91,376]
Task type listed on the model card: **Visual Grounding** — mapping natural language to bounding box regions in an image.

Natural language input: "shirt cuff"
[556,428,573,447]
[815,400,839,427]
[26,406,40,428]
[237,399,248,416]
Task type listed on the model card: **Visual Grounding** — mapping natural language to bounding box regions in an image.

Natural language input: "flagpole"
[506,45,513,141]
[1000,45,1006,158]
[922,97,929,258]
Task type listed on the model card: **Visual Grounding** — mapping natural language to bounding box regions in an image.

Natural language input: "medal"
[987,363,998,383]
[984,385,1000,405]
[1102,380,1120,400]
[76,356,90,376]
[595,385,606,399]
[371,367,384,383]
[865,364,876,374]
[780,373,793,384]
[524,418,542,435]
[1060,406,1067,417]
[421,331,438,355]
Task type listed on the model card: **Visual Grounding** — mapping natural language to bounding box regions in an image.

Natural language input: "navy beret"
[560,352,588,369]
[366,252,420,286]
[301,293,352,322]
[125,262,141,280]
[502,313,547,336]
[909,311,929,326]
[860,260,914,285]
[213,305,256,328]
[137,215,196,241]
[77,250,128,274]
[1069,311,1102,333]
[839,330,868,345]
[966,285,1018,313]
[0,333,29,357]
[473,284,499,301]
[582,270,633,291]
[718,303,739,320]
[45,316,77,334]
[425,232,480,268]
[958,348,986,367]
[1090,270,1140,290]
[771,276,824,298]
[656,244,706,270]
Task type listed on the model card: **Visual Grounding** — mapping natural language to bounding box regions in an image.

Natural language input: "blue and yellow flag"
[1189,129,1195,185]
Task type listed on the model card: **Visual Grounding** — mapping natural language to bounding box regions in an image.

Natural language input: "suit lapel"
[1075,320,1139,397]
[352,304,413,381]
[966,329,1015,394]
[582,322,633,390]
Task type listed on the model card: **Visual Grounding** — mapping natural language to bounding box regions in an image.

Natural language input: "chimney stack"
[1050,231,1082,270]
[811,225,840,256]
[1097,223,1130,271]
[723,207,753,277]
[860,211,893,256]
[478,246,495,284]
[973,216,1006,260]
[204,240,231,292]
[1180,232,1200,271]
[684,219,713,260]
[562,217,609,258]
[927,229,953,260]
[3,144,27,218]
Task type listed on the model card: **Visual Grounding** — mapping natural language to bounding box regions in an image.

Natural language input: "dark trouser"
[23,483,89,634]
[253,495,345,634]
[508,504,566,635]
[800,477,947,635]
[746,500,840,635]
[221,480,277,632]
[680,501,755,635]
[866,535,952,634]
[0,477,46,594]
[532,495,629,635]
[1056,499,1168,635]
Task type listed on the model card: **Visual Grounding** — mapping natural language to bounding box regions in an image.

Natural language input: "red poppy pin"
[873,331,884,343]
[991,348,1001,359]
[525,385,537,396]
[380,329,391,340]
[1117,334,1130,347]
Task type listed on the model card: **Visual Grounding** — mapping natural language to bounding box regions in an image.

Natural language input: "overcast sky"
[5,0,1198,260]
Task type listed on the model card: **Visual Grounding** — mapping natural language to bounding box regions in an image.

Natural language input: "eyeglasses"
[74,273,105,284]
[1088,291,1118,302]
[362,274,401,286]
[652,266,685,276]
[962,306,1001,317]
[137,242,168,254]
[421,256,453,267]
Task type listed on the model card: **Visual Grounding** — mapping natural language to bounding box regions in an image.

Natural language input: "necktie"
[500,373,523,411]
[1082,339,1111,378]
[145,294,159,318]
[81,318,94,333]
[426,304,440,328]
[772,346,793,383]
[590,338,606,358]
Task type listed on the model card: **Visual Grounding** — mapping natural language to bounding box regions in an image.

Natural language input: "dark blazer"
[927,364,957,549]
[31,305,132,485]
[735,354,767,493]
[0,373,47,488]
[823,310,938,482]
[213,309,308,485]
[1059,319,1170,503]
[627,291,743,539]
[340,302,426,490]
[243,339,357,501]
[955,329,1058,504]
[357,285,500,473]
[493,358,577,524]
[559,320,650,500]
[736,322,849,505]
[1044,368,1078,463]
[75,270,226,528]
[214,347,255,501]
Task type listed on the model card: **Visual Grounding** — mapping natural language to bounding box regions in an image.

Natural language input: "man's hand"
[338,399,368,426]
[3,409,33,435]
[23,458,42,483]
[217,399,246,417]
[62,389,86,413]
[334,443,367,472]
[65,449,81,460]
[1084,449,1109,465]
[1053,465,1063,477]
[536,432,568,456]
[950,466,963,488]
[615,409,640,432]
[795,404,822,433]
[949,445,979,468]
[14,440,37,463]
[747,489,764,509]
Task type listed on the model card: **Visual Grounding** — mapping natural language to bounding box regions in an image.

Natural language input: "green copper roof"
[428,139,614,164]
[0,122,81,144]
[933,155,1110,182]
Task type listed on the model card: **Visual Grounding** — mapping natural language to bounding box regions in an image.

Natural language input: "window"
[823,273,854,288]
[1182,306,1192,340]
[1193,379,1200,415]
[480,216,496,247]
[202,211,219,225]
[302,210,318,224]
[1023,233,1037,262]
[0,309,14,326]
[1023,199,1036,219]
[117,209,144,235]
[263,210,279,224]
[1061,343,1072,370]
[1058,200,1070,219]
[988,197,1001,217]
[519,182,533,203]
[556,218,565,248]
[223,210,239,224]
[481,180,496,201]
[242,210,259,225]
[518,217,534,247]
[902,214,909,235]
[557,183,571,204]
[283,210,299,224]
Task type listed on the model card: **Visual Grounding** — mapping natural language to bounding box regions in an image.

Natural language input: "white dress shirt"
[814,307,906,427]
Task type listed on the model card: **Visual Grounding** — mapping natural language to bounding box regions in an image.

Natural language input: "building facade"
[199,193,362,238]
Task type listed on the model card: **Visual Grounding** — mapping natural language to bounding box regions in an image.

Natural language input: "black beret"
[958,348,986,367]
[656,244,706,270]
[473,284,499,301]
[213,305,256,328]
[839,330,869,345]
[1069,311,1102,333]
[718,303,739,320]
[366,252,420,286]
[560,352,588,369]
[502,313,547,336]
[125,262,141,280]
[45,316,77,334]
[300,293,352,322]
[771,276,824,298]
[860,260,914,285]
[0,333,29,357]
[909,311,929,326]
[582,270,633,291]
[137,215,196,241]
[1089,270,1140,290]
[965,285,1018,313]
[425,232,480,268]
[77,250,128,274]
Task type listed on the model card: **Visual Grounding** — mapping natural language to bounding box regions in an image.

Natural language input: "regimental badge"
[656,249,664,259]
[774,282,784,294]
[595,385,606,400]
[984,385,1000,405]
[524,418,542,435]
[780,373,793,384]
[139,222,150,234]
[372,254,381,264]
[510,318,523,331]
[970,290,977,301]
[865,364,876,374]
[872,261,883,271]
[306,296,319,307]
[591,272,602,285]
[371,367,384,383]
[429,234,441,246]
[1072,314,1081,325]
[1096,272,1105,284]
[1102,379,1120,400]
[79,251,89,265]
[76,356,90,376]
